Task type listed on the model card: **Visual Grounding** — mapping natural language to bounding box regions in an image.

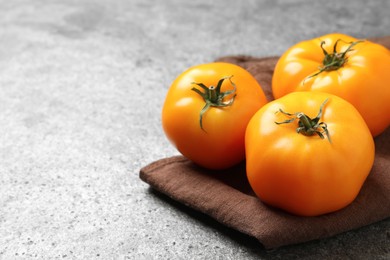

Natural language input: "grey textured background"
[1,0,389,259]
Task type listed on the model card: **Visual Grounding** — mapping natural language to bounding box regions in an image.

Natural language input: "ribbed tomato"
[272,33,390,136]
[245,91,375,216]
[162,62,268,170]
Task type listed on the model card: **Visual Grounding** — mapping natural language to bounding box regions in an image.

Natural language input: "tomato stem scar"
[191,76,237,131]
[275,99,332,143]
[303,39,365,84]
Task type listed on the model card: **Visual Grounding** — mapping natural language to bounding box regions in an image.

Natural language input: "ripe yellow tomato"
[245,91,375,216]
[272,33,390,137]
[162,62,268,170]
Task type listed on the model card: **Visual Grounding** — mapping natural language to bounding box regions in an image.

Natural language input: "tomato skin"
[245,91,375,216]
[162,62,268,170]
[272,33,390,137]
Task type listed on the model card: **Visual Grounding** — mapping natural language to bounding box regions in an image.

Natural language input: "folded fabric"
[139,36,390,249]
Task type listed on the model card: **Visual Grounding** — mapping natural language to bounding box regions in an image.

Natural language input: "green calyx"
[191,76,237,131]
[275,99,332,143]
[306,39,364,81]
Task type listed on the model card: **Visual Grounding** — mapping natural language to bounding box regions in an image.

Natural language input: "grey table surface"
[1,0,389,259]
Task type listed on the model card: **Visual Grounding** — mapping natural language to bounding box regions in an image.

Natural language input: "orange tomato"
[245,91,375,216]
[162,62,268,170]
[272,33,390,137]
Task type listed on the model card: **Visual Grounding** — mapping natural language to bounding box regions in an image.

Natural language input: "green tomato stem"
[304,39,364,82]
[191,76,237,131]
[275,99,332,143]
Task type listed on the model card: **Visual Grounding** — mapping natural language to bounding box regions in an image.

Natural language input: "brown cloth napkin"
[140,36,390,249]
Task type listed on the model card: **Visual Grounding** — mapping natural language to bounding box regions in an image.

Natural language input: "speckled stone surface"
[0,0,389,259]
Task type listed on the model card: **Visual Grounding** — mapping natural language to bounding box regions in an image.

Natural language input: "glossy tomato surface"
[162,62,268,170]
[272,33,390,136]
[245,91,375,216]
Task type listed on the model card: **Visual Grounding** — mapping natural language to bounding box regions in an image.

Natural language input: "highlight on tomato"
[162,62,268,170]
[272,33,390,137]
[245,91,375,217]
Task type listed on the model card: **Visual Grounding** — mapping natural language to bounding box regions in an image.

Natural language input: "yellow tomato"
[162,62,268,170]
[272,33,390,136]
[245,91,375,216]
